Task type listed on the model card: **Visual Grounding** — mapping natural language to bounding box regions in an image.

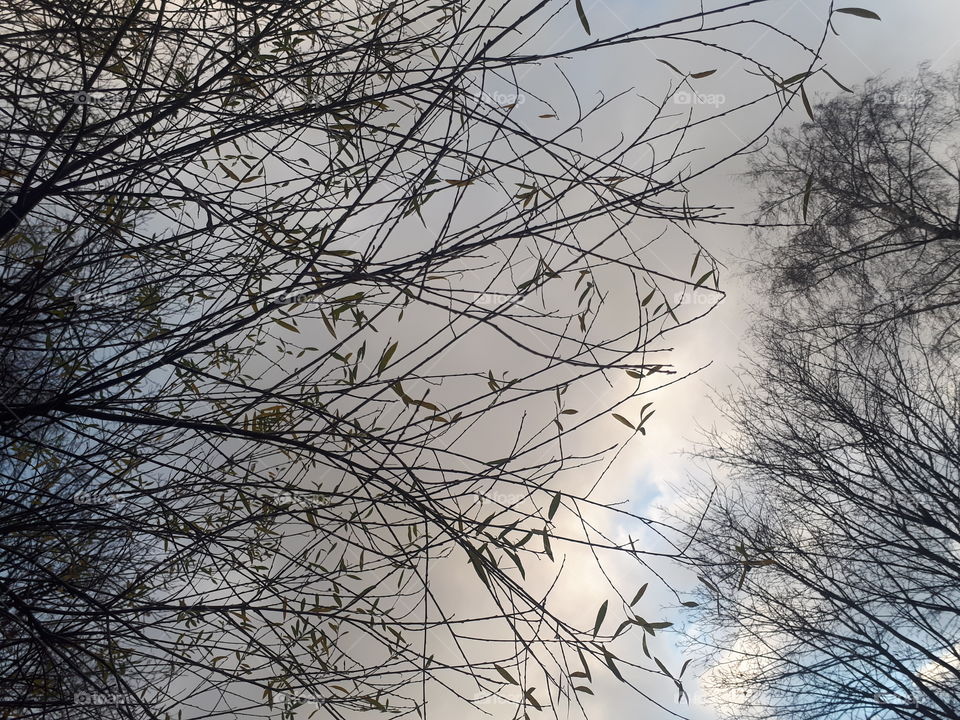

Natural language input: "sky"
[265,3,960,718]
[39,2,958,717]
[364,3,960,719]
[6,2,960,719]
[589,1,960,718]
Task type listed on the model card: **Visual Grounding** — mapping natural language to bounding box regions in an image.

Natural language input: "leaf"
[469,552,491,589]
[218,162,240,181]
[693,270,714,289]
[273,318,299,333]
[377,341,398,376]
[560,409,578,415]
[655,657,673,678]
[539,114,557,118]
[800,85,814,121]
[679,658,693,678]
[630,583,648,606]
[548,492,562,520]
[445,179,474,187]
[681,601,699,608]
[658,59,683,76]
[495,665,518,685]
[611,413,635,430]
[802,173,814,221]
[613,619,633,639]
[690,70,717,79]
[834,7,881,20]
[575,0,591,35]
[524,688,542,711]
[592,600,608,637]
[779,71,812,87]
[823,69,853,93]
[641,288,656,306]
[602,647,625,681]
[573,686,594,694]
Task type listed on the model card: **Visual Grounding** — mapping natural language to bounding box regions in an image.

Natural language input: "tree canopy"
[0,0,841,718]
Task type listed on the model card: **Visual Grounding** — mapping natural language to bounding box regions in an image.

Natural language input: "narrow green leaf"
[548,492,562,520]
[802,173,814,221]
[377,341,398,376]
[822,69,853,93]
[602,647,625,681]
[273,318,299,333]
[690,69,717,79]
[779,71,812,87]
[658,59,683,76]
[495,665,518,685]
[575,0,591,35]
[630,583,648,607]
[800,85,814,121]
[593,599,608,637]
[611,413,635,430]
[834,7,881,20]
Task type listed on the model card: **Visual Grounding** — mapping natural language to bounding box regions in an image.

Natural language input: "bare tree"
[680,58,960,720]
[746,62,960,347]
[680,321,960,720]
[0,0,840,717]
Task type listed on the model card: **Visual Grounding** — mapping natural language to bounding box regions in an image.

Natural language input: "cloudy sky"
[287,3,960,717]
[459,1,960,718]
[597,1,960,718]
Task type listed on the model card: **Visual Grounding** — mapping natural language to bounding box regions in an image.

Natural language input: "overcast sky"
[400,3,960,718]
[598,2,960,718]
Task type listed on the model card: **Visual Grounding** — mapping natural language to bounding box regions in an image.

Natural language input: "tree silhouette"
[681,321,960,720]
[680,62,960,720]
[0,0,836,717]
[745,62,960,347]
